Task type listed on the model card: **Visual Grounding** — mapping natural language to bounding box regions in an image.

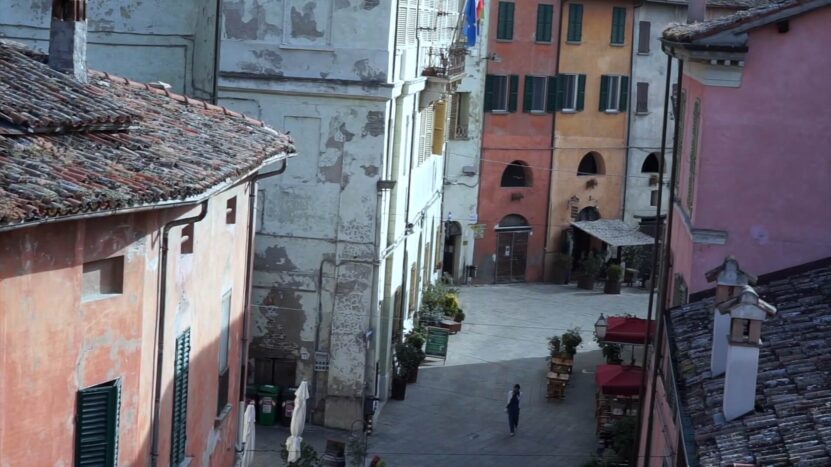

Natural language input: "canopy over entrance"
[603,317,656,345]
[570,219,654,247]
[595,365,643,396]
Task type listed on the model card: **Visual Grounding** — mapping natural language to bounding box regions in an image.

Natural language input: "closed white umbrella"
[285,381,309,463]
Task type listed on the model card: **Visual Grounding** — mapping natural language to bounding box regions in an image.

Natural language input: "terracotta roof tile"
[0,40,295,228]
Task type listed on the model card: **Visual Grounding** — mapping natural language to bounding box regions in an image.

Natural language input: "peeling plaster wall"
[0,185,252,467]
[0,0,218,99]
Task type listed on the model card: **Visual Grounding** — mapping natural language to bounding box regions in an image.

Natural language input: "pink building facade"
[638,2,831,465]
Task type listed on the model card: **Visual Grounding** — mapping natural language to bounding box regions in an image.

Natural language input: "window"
[76,379,121,467]
[497,2,515,40]
[226,196,237,224]
[450,92,470,139]
[484,75,518,112]
[641,152,661,173]
[567,4,583,42]
[536,4,554,42]
[217,291,232,415]
[577,152,604,175]
[555,74,586,112]
[611,7,626,45]
[688,98,702,215]
[408,264,417,315]
[650,190,659,206]
[432,100,448,155]
[638,21,651,53]
[636,82,649,114]
[674,90,686,196]
[418,106,434,165]
[524,76,548,113]
[501,161,532,187]
[181,223,194,254]
[172,329,191,466]
[82,256,124,301]
[599,75,629,112]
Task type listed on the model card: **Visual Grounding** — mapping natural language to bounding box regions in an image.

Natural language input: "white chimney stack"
[705,256,756,377]
[48,0,88,83]
[717,286,776,421]
[688,0,706,24]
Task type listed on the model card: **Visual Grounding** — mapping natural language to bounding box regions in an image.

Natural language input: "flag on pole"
[464,0,479,46]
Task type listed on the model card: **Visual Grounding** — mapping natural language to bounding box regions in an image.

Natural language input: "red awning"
[595,364,643,396]
[603,317,656,345]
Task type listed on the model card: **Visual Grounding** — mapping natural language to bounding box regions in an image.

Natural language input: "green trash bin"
[257,385,280,426]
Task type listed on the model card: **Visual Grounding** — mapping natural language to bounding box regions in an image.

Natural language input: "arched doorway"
[572,207,601,268]
[442,221,463,279]
[495,214,530,283]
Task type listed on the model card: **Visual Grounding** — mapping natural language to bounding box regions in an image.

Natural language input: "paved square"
[366,283,650,467]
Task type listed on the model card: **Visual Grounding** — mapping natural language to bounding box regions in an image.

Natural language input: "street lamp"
[595,313,608,340]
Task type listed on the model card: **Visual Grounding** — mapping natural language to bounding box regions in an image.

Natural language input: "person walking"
[506,384,521,436]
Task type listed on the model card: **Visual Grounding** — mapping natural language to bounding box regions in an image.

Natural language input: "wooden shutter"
[619,76,629,111]
[636,82,648,113]
[638,21,651,53]
[171,329,191,466]
[506,3,515,40]
[498,2,514,40]
[599,75,609,111]
[484,75,494,112]
[576,74,586,111]
[612,8,626,44]
[432,100,447,155]
[554,75,565,111]
[546,76,558,112]
[76,380,121,467]
[508,75,519,112]
[536,4,553,42]
[523,76,533,112]
[568,4,583,42]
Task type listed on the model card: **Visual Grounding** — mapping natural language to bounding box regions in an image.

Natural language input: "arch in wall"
[641,152,662,173]
[501,161,533,187]
[497,214,530,229]
[577,152,605,175]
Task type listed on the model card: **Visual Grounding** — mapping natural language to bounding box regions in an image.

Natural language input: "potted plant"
[453,309,465,323]
[396,341,425,384]
[548,335,562,358]
[561,327,583,358]
[577,253,603,290]
[550,253,572,284]
[604,264,623,294]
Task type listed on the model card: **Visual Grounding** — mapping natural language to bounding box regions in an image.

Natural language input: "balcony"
[422,43,466,82]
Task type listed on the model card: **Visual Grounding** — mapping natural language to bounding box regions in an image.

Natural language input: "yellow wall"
[546,0,633,278]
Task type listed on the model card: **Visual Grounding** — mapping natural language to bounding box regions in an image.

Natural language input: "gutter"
[235,159,288,460]
[621,1,641,220]
[150,200,209,467]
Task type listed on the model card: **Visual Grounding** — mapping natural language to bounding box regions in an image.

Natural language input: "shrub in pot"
[550,253,573,284]
[604,264,623,294]
[577,253,603,290]
[395,342,425,384]
[453,309,465,323]
[548,335,562,357]
[561,327,583,358]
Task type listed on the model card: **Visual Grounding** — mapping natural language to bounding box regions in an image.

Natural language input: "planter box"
[406,365,419,384]
[604,280,621,294]
[577,276,596,290]
[391,377,407,400]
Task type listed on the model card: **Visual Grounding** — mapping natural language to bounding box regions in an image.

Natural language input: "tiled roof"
[0,41,295,229]
[651,0,773,9]
[668,262,831,466]
[663,0,806,42]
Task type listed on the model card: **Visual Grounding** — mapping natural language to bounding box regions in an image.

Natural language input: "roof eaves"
[665,306,703,467]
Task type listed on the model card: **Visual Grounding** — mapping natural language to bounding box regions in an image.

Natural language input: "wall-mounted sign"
[470,223,486,239]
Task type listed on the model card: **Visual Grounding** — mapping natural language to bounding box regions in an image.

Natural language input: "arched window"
[501,161,532,187]
[641,152,661,173]
[497,214,529,229]
[577,206,601,221]
[577,152,605,175]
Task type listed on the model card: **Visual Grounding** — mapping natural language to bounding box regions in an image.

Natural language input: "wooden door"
[496,231,529,282]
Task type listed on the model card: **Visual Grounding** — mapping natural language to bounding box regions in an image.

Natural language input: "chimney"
[48,0,88,83]
[705,256,756,377]
[717,286,776,421]
[688,0,705,24]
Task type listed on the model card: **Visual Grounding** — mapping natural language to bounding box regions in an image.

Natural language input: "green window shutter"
[568,4,583,42]
[498,2,515,40]
[484,75,495,112]
[76,380,121,467]
[546,76,558,112]
[171,329,191,466]
[599,75,609,111]
[576,74,587,111]
[612,7,626,44]
[619,76,629,111]
[554,75,565,111]
[508,75,519,112]
[537,5,553,42]
[507,3,515,40]
[497,3,505,40]
[523,76,533,112]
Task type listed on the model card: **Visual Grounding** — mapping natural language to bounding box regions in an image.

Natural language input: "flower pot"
[406,365,419,384]
[577,275,595,290]
[550,266,570,284]
[391,377,407,400]
[604,279,621,294]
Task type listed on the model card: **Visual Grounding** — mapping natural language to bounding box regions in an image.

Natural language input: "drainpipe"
[150,201,208,467]
[235,159,287,458]
[543,0,567,278]
[639,57,683,467]
[621,2,641,220]
[211,0,222,104]
[632,52,672,466]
